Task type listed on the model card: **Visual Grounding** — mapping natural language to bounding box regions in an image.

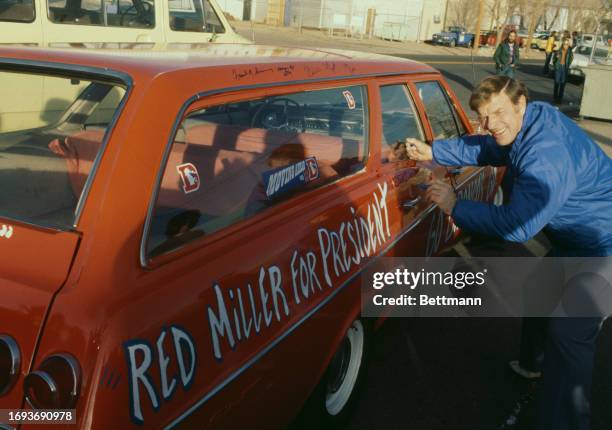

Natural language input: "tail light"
[0,335,21,396]
[24,353,81,409]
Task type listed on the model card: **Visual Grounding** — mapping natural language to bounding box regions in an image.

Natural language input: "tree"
[447,0,479,29]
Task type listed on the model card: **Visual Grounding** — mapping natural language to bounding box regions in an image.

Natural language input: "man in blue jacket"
[406,76,611,430]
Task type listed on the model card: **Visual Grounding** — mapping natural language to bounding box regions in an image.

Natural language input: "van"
[0,0,250,47]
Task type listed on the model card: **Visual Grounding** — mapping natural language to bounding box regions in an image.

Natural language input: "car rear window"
[0,70,126,229]
[146,85,368,258]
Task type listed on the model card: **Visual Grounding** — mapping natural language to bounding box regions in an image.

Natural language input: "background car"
[432,26,475,47]
[569,44,612,80]
[536,34,560,51]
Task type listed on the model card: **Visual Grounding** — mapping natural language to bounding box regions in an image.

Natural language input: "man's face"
[476,90,526,146]
[508,32,516,43]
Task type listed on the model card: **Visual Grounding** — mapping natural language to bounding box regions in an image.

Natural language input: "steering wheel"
[119,1,153,27]
[251,98,306,133]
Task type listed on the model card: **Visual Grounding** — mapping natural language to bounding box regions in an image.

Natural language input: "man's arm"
[493,44,502,67]
[430,134,511,167]
[451,145,576,242]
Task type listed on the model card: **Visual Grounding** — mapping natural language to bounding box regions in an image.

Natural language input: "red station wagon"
[0,45,502,429]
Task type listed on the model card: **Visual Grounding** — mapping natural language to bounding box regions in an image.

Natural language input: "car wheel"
[293,319,368,428]
[324,319,365,416]
[450,40,456,47]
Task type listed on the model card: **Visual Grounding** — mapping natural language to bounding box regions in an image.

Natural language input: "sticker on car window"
[0,224,13,239]
[176,163,201,194]
[263,157,319,199]
[305,157,320,181]
[342,90,356,110]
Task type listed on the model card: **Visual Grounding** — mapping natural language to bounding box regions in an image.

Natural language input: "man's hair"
[506,30,517,42]
[469,76,529,111]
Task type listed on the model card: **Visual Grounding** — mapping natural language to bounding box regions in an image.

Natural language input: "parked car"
[0,0,250,47]
[0,44,501,429]
[432,26,475,47]
[536,34,560,51]
[569,44,612,80]
[478,29,525,47]
[575,34,609,48]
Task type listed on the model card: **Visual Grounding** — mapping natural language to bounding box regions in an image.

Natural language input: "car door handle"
[402,196,422,209]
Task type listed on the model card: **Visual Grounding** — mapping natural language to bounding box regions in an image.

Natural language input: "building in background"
[217,0,268,21]
[218,0,448,42]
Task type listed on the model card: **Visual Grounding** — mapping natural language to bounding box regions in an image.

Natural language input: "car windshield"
[575,45,609,58]
[0,70,126,229]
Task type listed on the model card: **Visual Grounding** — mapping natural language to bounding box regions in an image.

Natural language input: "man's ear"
[518,95,527,115]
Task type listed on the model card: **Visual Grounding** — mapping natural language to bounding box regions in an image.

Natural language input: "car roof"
[0,43,438,86]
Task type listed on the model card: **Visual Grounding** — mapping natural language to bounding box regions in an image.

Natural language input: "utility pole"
[474,0,485,49]
[442,0,449,30]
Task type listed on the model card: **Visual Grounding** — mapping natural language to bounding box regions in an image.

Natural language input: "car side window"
[146,85,368,257]
[379,84,424,163]
[415,81,464,139]
[47,0,155,28]
[0,0,35,22]
[169,0,224,33]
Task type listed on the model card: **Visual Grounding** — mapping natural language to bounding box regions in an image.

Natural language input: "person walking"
[405,76,612,430]
[494,30,520,78]
[553,38,573,104]
[543,31,557,74]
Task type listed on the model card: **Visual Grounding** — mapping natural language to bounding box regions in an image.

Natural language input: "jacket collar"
[510,102,536,156]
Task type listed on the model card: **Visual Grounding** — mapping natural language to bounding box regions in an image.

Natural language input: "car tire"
[450,40,456,48]
[292,319,369,428]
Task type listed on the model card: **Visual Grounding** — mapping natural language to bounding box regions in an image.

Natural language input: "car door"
[411,78,498,256]
[0,0,42,46]
[373,77,437,257]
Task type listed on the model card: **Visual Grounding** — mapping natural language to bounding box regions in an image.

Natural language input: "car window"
[379,84,424,163]
[47,0,155,28]
[415,81,462,139]
[169,0,224,33]
[0,0,35,22]
[146,85,368,257]
[0,70,126,229]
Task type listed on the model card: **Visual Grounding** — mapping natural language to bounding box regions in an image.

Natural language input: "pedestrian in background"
[494,30,520,78]
[563,30,572,47]
[553,38,573,104]
[543,31,557,74]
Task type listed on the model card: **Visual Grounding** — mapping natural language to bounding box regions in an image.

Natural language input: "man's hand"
[405,138,433,162]
[425,180,457,216]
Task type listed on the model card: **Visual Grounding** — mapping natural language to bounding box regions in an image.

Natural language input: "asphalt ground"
[347,237,612,430]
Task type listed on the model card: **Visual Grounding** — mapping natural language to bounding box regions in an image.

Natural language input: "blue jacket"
[432,102,612,256]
